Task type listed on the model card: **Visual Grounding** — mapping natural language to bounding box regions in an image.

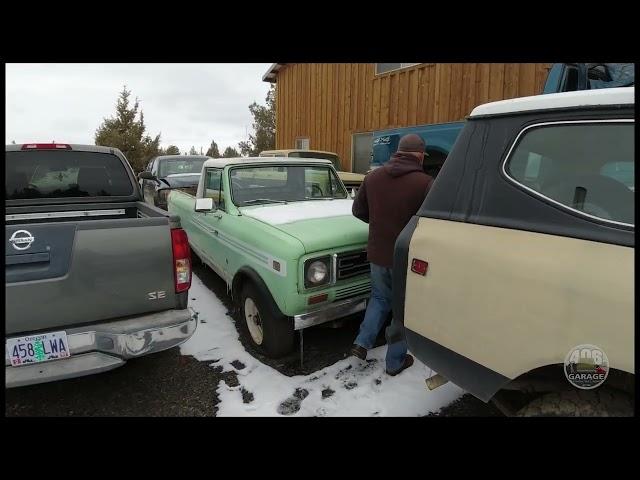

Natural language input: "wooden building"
[263,63,552,173]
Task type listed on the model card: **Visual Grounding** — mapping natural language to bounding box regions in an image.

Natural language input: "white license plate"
[6,331,71,367]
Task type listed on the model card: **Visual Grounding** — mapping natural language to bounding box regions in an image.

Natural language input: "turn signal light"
[308,293,328,305]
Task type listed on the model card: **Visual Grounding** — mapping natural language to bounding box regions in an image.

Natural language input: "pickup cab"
[371,122,465,177]
[139,154,208,210]
[394,88,634,416]
[543,63,634,94]
[5,143,197,388]
[259,149,365,192]
[168,157,370,358]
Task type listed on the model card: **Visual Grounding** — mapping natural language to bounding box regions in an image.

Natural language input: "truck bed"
[6,201,183,336]
[5,144,187,337]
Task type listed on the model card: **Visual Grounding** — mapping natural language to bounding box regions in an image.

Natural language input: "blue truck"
[370,63,634,174]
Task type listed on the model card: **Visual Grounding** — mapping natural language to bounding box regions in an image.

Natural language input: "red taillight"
[21,143,72,150]
[171,228,191,293]
[411,258,428,276]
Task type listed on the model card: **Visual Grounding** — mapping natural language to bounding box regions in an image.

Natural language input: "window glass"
[6,150,133,200]
[204,168,225,211]
[506,122,634,225]
[230,165,346,206]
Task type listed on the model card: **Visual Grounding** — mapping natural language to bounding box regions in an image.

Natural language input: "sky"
[5,63,273,154]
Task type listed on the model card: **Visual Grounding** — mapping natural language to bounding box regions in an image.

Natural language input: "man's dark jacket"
[352,152,434,268]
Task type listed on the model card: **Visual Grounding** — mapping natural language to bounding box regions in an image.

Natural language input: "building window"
[295,138,310,150]
[375,63,420,75]
[504,121,634,227]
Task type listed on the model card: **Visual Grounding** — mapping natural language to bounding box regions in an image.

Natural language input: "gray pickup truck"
[5,143,198,388]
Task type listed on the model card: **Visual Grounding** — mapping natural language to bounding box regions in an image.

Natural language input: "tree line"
[94,85,275,173]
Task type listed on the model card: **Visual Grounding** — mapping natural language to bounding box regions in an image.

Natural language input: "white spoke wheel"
[244,296,264,345]
[239,282,295,358]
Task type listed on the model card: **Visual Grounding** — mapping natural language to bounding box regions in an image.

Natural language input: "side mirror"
[195,197,215,212]
[138,171,160,184]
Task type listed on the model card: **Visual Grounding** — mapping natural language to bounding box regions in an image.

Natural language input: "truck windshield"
[230,165,347,207]
[6,150,133,200]
[158,158,206,177]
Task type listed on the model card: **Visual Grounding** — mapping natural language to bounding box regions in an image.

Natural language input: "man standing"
[350,134,434,376]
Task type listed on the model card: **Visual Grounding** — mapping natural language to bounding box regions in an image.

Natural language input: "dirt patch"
[240,387,254,404]
[321,387,335,399]
[427,393,503,417]
[277,388,310,415]
[231,360,246,370]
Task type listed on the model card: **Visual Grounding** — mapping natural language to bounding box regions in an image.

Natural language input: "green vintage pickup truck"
[168,157,370,357]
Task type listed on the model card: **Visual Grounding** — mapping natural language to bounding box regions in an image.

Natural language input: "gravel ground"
[5,261,502,417]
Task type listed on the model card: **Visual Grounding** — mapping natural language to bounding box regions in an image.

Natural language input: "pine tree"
[222,146,240,158]
[94,86,161,173]
[238,84,276,156]
[188,146,198,155]
[206,140,221,158]
[165,145,181,155]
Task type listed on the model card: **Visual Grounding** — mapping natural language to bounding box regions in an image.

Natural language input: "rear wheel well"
[503,364,634,396]
[490,364,634,416]
[231,268,283,315]
[231,271,249,302]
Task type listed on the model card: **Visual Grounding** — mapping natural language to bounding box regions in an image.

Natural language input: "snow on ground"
[180,273,464,417]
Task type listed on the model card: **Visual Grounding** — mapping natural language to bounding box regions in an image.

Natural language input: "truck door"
[193,167,229,280]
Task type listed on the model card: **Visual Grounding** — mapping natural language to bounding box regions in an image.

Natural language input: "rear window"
[6,150,134,200]
[158,158,206,177]
[505,121,634,226]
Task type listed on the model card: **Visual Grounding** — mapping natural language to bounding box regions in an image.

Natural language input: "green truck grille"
[334,281,371,301]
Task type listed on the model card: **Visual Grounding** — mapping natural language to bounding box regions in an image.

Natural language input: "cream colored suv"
[394,88,634,416]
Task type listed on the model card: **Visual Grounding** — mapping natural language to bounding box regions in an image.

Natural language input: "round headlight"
[306,260,328,284]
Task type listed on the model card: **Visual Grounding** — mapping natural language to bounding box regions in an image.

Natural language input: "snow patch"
[240,199,354,226]
[180,274,464,416]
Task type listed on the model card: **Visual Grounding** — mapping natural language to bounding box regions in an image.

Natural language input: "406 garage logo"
[564,344,609,390]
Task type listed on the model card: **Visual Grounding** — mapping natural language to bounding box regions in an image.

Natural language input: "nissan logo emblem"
[9,230,35,251]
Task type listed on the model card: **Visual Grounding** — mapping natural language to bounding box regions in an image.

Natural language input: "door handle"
[6,252,50,266]
[213,213,223,219]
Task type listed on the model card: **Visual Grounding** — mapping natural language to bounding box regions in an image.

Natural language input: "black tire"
[516,389,633,417]
[239,282,294,358]
[190,249,204,266]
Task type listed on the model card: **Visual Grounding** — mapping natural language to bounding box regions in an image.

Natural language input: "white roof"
[202,156,333,169]
[470,87,634,118]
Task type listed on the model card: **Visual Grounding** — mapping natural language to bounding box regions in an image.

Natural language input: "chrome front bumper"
[293,294,368,330]
[6,308,198,388]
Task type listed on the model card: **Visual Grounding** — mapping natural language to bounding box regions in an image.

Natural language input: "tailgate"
[6,217,177,335]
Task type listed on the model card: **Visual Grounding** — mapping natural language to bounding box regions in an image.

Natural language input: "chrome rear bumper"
[6,308,198,388]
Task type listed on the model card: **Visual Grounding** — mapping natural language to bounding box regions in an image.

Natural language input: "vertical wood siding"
[274,63,551,171]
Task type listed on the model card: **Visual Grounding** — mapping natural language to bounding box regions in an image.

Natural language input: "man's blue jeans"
[354,263,408,373]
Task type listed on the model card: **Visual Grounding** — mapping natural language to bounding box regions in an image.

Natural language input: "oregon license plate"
[6,331,71,367]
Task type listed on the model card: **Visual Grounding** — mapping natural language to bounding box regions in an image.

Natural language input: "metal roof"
[202,156,333,168]
[470,87,634,117]
[262,63,287,82]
